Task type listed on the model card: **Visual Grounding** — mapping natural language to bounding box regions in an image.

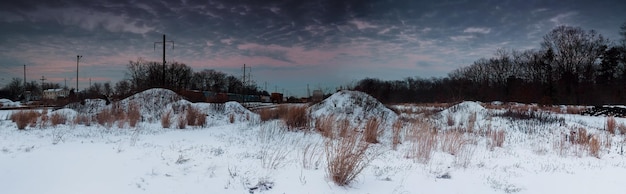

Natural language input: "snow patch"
[308,90,398,129]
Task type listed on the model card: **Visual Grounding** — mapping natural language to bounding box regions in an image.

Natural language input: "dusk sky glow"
[1,0,625,96]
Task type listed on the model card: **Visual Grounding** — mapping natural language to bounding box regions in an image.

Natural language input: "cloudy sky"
[1,0,625,96]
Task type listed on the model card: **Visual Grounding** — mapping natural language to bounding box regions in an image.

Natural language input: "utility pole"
[154,34,174,88]
[241,64,251,103]
[64,78,67,89]
[307,84,310,98]
[23,64,26,93]
[77,55,82,91]
[89,78,92,89]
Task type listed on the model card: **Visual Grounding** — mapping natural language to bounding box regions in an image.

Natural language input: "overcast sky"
[1,0,625,96]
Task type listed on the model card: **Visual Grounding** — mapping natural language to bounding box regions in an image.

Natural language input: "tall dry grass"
[325,135,373,186]
[11,110,40,130]
[161,110,172,128]
[405,119,437,164]
[606,116,616,135]
[440,131,468,156]
[50,112,67,127]
[282,105,309,130]
[392,120,403,150]
[315,116,335,138]
[363,118,380,144]
[127,102,141,127]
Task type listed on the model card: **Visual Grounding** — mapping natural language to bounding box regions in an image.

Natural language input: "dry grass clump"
[127,102,141,128]
[440,131,468,156]
[363,118,380,143]
[177,114,187,129]
[282,105,309,130]
[325,135,374,186]
[185,106,200,126]
[257,108,280,121]
[487,129,506,149]
[161,110,172,128]
[74,114,92,126]
[50,112,67,126]
[405,119,437,164]
[11,110,40,130]
[229,114,235,123]
[302,142,323,170]
[392,120,403,150]
[315,116,335,138]
[606,116,616,135]
[589,136,601,158]
[96,109,115,129]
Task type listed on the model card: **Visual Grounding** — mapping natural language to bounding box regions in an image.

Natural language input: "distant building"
[43,88,69,100]
[312,90,324,102]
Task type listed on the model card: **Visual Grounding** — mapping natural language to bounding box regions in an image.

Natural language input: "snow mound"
[112,88,183,122]
[50,108,79,121]
[436,101,488,127]
[65,99,108,115]
[0,98,21,107]
[308,90,398,129]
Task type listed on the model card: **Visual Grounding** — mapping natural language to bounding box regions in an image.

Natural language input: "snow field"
[1,89,626,193]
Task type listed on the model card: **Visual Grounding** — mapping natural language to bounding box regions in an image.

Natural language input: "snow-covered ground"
[1,89,625,194]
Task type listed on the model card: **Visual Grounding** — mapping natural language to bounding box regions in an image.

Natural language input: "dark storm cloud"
[1,0,625,95]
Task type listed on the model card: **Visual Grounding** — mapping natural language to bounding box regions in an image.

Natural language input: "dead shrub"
[392,120,403,150]
[229,114,235,123]
[127,102,141,127]
[197,112,207,127]
[282,105,309,130]
[606,116,616,135]
[39,108,49,129]
[11,110,40,130]
[161,110,172,128]
[302,142,323,170]
[568,127,589,145]
[363,118,380,143]
[50,112,67,126]
[325,135,374,186]
[440,131,468,156]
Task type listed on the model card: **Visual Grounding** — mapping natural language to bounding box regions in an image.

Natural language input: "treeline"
[101,58,267,100]
[1,58,266,102]
[353,25,626,105]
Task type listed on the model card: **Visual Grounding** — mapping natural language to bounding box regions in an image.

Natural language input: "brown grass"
[405,119,437,164]
[257,108,280,121]
[337,118,351,138]
[606,116,616,135]
[96,109,115,129]
[282,105,309,130]
[440,131,468,156]
[73,114,92,126]
[392,120,403,150]
[50,112,67,126]
[11,110,40,130]
[315,115,335,138]
[177,114,187,129]
[127,102,141,127]
[39,108,48,129]
[363,118,380,144]
[325,135,373,186]
[589,136,600,158]
[488,129,506,149]
[229,114,235,123]
[161,110,172,128]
